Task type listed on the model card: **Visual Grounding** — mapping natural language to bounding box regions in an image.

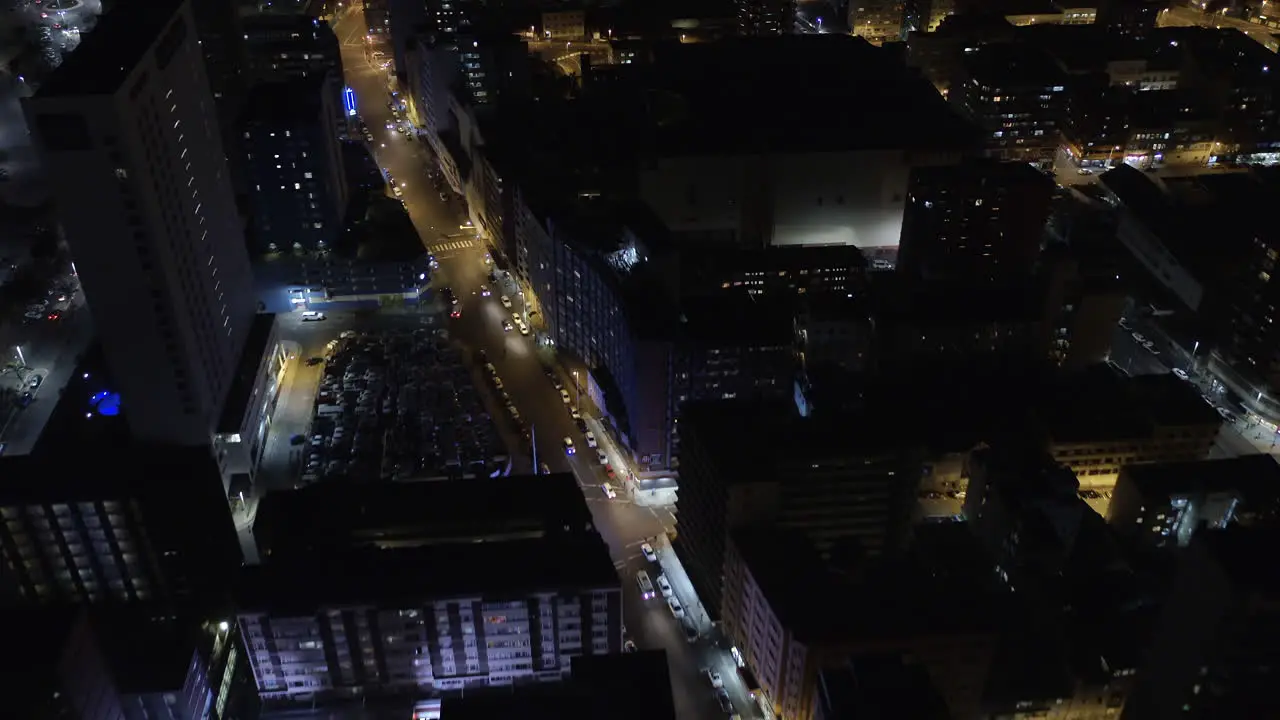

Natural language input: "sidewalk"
[650,532,714,636]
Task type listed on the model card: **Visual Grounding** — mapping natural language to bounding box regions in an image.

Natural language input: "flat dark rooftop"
[218,313,277,433]
[816,654,953,720]
[1196,524,1280,595]
[0,441,217,503]
[678,292,795,346]
[238,536,619,614]
[1122,455,1280,500]
[730,528,835,632]
[37,0,186,98]
[89,606,203,694]
[254,473,594,557]
[648,35,977,154]
[963,42,1066,86]
[242,77,329,123]
[1036,365,1220,442]
[441,651,675,720]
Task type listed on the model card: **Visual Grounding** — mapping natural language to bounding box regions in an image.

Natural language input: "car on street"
[657,574,673,598]
[500,295,512,308]
[306,356,324,366]
[585,431,597,448]
[714,689,733,714]
[1217,407,1236,422]
[570,407,582,420]
[563,437,575,455]
[392,185,402,198]
[1173,368,1189,380]
[683,622,699,642]
[28,374,42,389]
[703,669,723,688]
[450,306,462,319]
[301,311,326,321]
[601,483,617,499]
[480,286,491,297]
[18,391,32,408]
[623,639,637,653]
[484,363,497,375]
[501,319,513,332]
[560,389,571,404]
[596,449,609,465]
[668,596,685,619]
[641,543,657,562]
[552,377,564,391]
[518,322,530,336]
[539,462,551,475]
[1132,332,1146,344]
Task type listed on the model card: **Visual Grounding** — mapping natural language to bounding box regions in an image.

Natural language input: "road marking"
[427,239,477,253]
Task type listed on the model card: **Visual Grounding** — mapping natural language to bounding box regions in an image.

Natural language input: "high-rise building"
[737,0,797,35]
[23,0,258,445]
[242,14,343,89]
[240,76,348,255]
[849,0,905,45]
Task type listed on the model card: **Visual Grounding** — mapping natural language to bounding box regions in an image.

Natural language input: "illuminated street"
[330,8,754,718]
[1159,6,1280,49]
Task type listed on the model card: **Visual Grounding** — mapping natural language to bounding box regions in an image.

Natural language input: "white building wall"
[639,150,923,250]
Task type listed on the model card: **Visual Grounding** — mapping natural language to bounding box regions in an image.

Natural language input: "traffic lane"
[1108,328,1170,376]
[621,555,719,720]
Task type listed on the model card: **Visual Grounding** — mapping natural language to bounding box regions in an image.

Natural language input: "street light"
[572,370,580,405]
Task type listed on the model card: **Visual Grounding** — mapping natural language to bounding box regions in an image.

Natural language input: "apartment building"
[1035,370,1221,496]
[23,0,257,445]
[237,537,621,699]
[949,43,1067,167]
[0,446,241,606]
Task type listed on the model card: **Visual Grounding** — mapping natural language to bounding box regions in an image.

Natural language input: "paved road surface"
[331,8,753,718]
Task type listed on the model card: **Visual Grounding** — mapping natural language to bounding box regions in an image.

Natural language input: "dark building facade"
[898,159,1054,281]
[736,0,797,35]
[242,14,343,88]
[241,76,348,254]
[674,402,919,616]
[0,447,242,606]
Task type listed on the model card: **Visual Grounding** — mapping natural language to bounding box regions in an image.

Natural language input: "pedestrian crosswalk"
[427,239,478,254]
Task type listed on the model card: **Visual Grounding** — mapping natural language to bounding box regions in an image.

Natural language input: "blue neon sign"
[343,87,357,117]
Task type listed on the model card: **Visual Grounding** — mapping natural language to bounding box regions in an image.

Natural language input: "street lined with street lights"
[332,8,755,717]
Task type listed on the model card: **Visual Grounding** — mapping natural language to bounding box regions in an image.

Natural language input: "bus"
[636,570,655,600]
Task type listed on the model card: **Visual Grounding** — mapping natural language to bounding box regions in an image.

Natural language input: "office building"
[11,606,256,720]
[677,245,869,298]
[23,0,258,445]
[252,472,596,559]
[1038,243,1127,371]
[0,446,241,606]
[720,528,996,720]
[1127,526,1280,718]
[674,293,796,406]
[388,0,482,79]
[1106,455,1280,548]
[241,76,348,255]
[674,401,920,615]
[1096,0,1160,38]
[898,159,1054,281]
[242,14,342,88]
[237,537,622,699]
[950,43,1067,166]
[736,0,797,35]
[363,0,390,36]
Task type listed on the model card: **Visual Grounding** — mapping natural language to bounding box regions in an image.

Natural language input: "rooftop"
[36,0,186,99]
[0,439,221,503]
[1035,365,1220,442]
[1195,524,1280,595]
[237,536,619,615]
[254,473,595,558]
[88,606,205,694]
[1121,455,1280,502]
[815,654,953,720]
[678,292,795,346]
[962,42,1067,87]
[440,651,675,720]
[241,76,331,124]
[646,35,977,154]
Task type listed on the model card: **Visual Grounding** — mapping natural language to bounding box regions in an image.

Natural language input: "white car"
[1172,368,1189,380]
[703,668,723,688]
[563,437,575,455]
[585,431,597,448]
[570,407,582,421]
[602,483,617,499]
[301,311,326,321]
[500,295,512,308]
[519,322,530,336]
[641,543,657,563]
[668,596,685,618]
[392,185,403,198]
[560,389,571,404]
[657,574,673,598]
[596,449,609,465]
